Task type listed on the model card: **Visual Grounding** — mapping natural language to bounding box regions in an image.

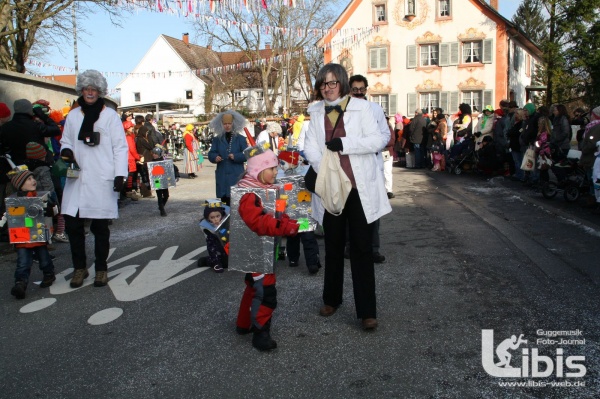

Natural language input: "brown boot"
[70,268,89,288]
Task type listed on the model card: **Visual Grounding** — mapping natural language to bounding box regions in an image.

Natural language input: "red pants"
[236,273,277,331]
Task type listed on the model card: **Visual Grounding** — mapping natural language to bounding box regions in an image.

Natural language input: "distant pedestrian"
[183,124,200,179]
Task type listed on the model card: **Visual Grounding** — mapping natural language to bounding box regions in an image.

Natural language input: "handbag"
[315,150,352,215]
[521,147,535,171]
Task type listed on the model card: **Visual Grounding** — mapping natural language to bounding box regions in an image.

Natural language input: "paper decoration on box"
[4,192,51,244]
[199,199,230,253]
[147,159,176,190]
[277,172,317,233]
[228,187,279,274]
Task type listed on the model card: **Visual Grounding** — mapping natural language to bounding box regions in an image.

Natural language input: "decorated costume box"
[228,187,279,274]
[147,159,176,190]
[4,192,51,244]
[277,171,317,233]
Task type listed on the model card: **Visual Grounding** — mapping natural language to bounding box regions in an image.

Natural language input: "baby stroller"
[446,138,477,175]
[541,157,591,202]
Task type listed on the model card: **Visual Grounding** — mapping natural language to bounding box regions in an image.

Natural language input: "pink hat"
[247,149,278,181]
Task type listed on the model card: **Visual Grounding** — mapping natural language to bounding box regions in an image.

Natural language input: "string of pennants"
[27,26,377,81]
[119,0,374,43]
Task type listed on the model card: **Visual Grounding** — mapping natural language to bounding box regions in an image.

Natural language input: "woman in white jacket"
[60,70,129,289]
[304,63,391,330]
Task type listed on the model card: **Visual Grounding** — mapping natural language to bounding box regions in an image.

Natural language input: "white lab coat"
[304,97,392,224]
[60,105,129,219]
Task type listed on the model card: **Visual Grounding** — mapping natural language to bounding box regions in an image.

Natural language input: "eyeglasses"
[351,87,367,93]
[319,81,339,89]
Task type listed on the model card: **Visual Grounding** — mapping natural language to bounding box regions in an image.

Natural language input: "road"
[1,162,599,398]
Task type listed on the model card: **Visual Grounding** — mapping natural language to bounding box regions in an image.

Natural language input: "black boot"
[252,329,277,351]
[159,205,167,217]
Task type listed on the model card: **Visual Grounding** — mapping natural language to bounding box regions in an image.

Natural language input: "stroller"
[541,157,591,202]
[446,138,477,175]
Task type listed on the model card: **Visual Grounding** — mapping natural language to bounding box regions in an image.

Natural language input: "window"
[407,0,416,15]
[420,93,439,114]
[420,44,439,66]
[513,46,520,71]
[256,90,264,101]
[186,90,193,100]
[462,41,481,63]
[134,92,140,102]
[372,94,389,114]
[438,0,450,17]
[462,91,482,113]
[371,94,397,115]
[369,47,388,70]
[234,91,242,102]
[375,4,386,22]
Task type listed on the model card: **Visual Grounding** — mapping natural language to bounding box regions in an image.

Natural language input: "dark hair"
[458,103,472,115]
[145,114,153,122]
[436,113,446,121]
[555,104,570,121]
[313,63,350,101]
[349,74,368,87]
[134,115,144,124]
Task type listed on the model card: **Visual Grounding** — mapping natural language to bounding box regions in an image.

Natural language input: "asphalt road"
[1,162,599,398]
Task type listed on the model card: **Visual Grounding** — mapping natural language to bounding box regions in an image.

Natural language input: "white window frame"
[462,41,482,63]
[369,47,389,70]
[406,0,416,15]
[420,92,439,114]
[375,4,386,22]
[420,44,439,66]
[185,90,193,100]
[438,0,450,17]
[134,92,140,102]
[371,94,389,115]
[256,90,264,101]
[462,90,482,113]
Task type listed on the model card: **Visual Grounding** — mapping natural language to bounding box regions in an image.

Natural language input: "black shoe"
[160,209,167,217]
[289,261,299,267]
[277,248,286,261]
[307,262,321,275]
[387,192,395,199]
[344,245,350,259]
[373,252,386,263]
[11,281,27,299]
[40,273,56,288]
[236,326,252,335]
[252,330,277,351]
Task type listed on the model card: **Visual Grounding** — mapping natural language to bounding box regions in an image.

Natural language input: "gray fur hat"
[209,110,247,136]
[76,69,108,97]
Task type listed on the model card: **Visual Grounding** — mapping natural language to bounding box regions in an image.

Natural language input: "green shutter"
[407,93,417,116]
[449,91,459,114]
[407,45,417,68]
[440,91,449,113]
[450,42,459,65]
[482,38,493,64]
[370,48,378,69]
[483,90,493,108]
[380,48,388,69]
[439,43,449,66]
[389,94,397,115]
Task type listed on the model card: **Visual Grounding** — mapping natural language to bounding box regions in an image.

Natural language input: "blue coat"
[208,133,247,198]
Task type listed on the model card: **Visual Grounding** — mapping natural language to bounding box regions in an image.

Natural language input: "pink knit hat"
[246,149,278,181]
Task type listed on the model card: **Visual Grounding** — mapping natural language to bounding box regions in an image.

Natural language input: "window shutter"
[449,91,459,114]
[449,42,459,65]
[389,94,397,115]
[370,48,378,69]
[440,91,449,113]
[407,93,417,116]
[482,38,493,64]
[439,43,449,66]
[407,45,417,68]
[483,90,493,108]
[380,48,388,69]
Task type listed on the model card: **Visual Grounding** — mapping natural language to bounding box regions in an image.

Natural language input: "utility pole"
[72,3,79,75]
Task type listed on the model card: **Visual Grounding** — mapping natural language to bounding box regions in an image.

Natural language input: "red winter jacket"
[239,192,299,237]
[126,134,141,172]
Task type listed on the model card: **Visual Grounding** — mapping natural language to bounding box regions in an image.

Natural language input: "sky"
[31,0,522,93]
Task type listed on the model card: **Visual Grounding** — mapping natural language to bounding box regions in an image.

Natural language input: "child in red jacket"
[235,148,299,351]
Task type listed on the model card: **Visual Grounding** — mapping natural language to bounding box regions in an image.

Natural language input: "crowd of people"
[392,100,600,214]
[2,63,600,353]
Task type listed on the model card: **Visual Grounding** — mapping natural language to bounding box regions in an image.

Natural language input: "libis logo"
[481,330,586,378]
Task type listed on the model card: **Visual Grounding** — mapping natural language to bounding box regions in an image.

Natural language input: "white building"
[321,0,543,116]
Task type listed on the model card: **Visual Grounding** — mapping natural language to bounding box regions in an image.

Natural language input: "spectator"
[182,124,200,179]
[134,115,154,197]
[507,109,526,182]
[408,108,426,168]
[551,104,572,161]
[579,106,600,207]
[144,114,164,148]
[60,69,128,288]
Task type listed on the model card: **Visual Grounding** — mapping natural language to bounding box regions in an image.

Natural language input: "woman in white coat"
[304,63,391,330]
[60,70,129,288]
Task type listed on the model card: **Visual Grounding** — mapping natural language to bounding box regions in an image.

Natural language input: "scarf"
[77,96,105,141]
[237,174,278,189]
[583,119,600,138]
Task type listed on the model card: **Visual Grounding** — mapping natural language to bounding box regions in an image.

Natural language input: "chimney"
[265,42,271,50]
[489,0,498,10]
[183,33,189,45]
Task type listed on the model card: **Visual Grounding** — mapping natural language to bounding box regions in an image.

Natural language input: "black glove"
[325,138,343,152]
[113,176,126,192]
[60,148,75,163]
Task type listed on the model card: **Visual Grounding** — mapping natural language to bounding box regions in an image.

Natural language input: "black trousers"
[64,214,110,271]
[322,188,376,319]
[156,189,169,208]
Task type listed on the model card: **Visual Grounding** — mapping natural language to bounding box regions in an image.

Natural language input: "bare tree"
[0,0,128,73]
[193,0,340,114]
